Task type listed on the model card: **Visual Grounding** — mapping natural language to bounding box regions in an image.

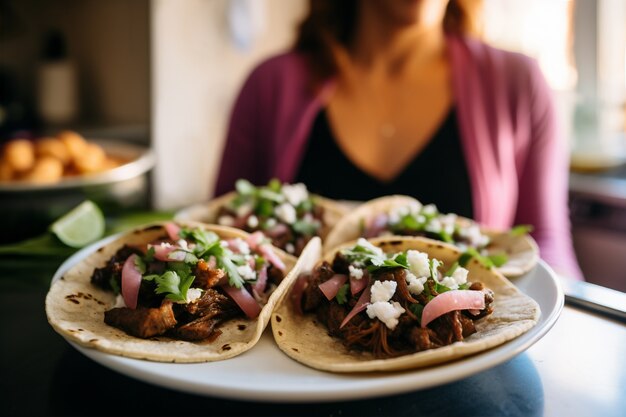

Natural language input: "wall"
[0,0,150,129]
[151,0,307,209]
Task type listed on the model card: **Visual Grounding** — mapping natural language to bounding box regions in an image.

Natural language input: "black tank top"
[295,108,474,218]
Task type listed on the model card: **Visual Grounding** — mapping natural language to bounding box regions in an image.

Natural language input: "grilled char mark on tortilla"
[91,228,284,343]
[297,253,494,359]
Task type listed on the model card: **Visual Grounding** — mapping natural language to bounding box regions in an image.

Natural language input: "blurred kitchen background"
[0,0,624,291]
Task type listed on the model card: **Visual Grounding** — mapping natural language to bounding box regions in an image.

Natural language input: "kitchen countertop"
[1,285,624,417]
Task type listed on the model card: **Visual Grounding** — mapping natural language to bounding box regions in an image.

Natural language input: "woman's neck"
[350,4,447,75]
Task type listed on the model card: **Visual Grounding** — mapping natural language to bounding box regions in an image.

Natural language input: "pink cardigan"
[215,35,583,280]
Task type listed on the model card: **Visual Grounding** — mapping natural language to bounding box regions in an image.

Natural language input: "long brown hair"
[294,0,482,86]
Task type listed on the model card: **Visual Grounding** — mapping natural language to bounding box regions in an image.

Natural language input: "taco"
[46,221,304,363]
[323,195,539,277]
[271,236,540,373]
[174,179,348,256]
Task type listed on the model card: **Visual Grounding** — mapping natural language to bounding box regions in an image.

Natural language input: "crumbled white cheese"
[405,270,428,295]
[422,204,437,216]
[356,238,384,257]
[407,250,430,278]
[366,301,406,330]
[217,215,235,227]
[388,205,409,225]
[114,294,126,308]
[370,280,397,303]
[275,203,297,224]
[247,215,259,228]
[185,288,203,304]
[285,243,295,254]
[439,266,469,290]
[439,213,458,236]
[235,203,253,218]
[349,265,364,280]
[407,201,422,215]
[265,218,277,228]
[282,183,309,207]
[458,224,490,247]
[236,264,256,281]
[425,218,442,233]
[452,266,469,284]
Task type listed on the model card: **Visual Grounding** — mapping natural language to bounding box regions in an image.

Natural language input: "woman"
[215,0,583,280]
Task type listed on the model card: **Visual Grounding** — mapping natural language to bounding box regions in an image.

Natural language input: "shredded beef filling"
[92,243,283,342]
[298,258,493,359]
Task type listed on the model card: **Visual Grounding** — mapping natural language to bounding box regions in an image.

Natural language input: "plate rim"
[50,237,563,403]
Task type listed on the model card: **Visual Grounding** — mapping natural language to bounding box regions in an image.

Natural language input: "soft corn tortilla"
[46,221,303,363]
[324,195,539,278]
[174,192,348,242]
[271,236,540,373]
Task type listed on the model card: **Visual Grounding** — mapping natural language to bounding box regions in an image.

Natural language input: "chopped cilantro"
[179,228,219,249]
[134,255,146,274]
[144,246,155,263]
[366,252,409,272]
[510,224,534,237]
[258,188,284,203]
[409,303,424,324]
[143,270,195,303]
[437,230,454,244]
[256,199,274,217]
[429,258,442,280]
[458,247,506,269]
[267,178,282,192]
[235,179,255,195]
[398,214,421,231]
[335,284,350,305]
[459,248,481,267]
[297,198,313,213]
[218,255,245,288]
[292,220,319,236]
[487,253,508,267]
[445,261,459,277]
[109,276,120,295]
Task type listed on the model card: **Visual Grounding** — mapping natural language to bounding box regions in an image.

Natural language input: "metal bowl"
[0,139,155,244]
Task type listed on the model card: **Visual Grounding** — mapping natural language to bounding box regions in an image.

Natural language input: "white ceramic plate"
[51,238,563,403]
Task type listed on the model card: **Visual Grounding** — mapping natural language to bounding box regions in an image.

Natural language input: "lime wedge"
[50,200,105,248]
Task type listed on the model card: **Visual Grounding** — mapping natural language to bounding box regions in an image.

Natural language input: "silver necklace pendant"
[379,123,396,139]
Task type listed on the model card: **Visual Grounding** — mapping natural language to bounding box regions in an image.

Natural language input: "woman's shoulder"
[449,34,543,89]
[244,51,313,89]
[449,36,547,100]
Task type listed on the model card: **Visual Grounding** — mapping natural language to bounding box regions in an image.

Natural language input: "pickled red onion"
[121,254,142,310]
[252,265,268,293]
[340,284,371,329]
[221,284,262,319]
[350,274,368,295]
[318,274,348,300]
[150,244,186,262]
[258,243,286,271]
[421,290,485,328]
[164,222,181,241]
